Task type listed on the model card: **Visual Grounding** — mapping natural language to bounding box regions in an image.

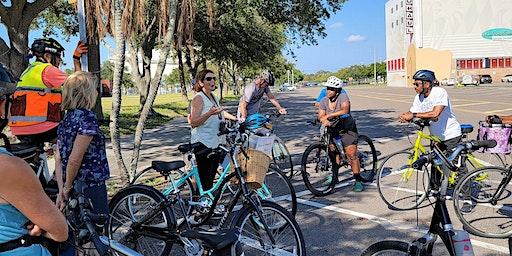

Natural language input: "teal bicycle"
[131,129,297,225]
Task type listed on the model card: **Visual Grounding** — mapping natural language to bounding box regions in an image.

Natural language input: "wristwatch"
[412,113,417,118]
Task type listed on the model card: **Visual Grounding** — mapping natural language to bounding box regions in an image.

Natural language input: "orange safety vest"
[9,62,62,127]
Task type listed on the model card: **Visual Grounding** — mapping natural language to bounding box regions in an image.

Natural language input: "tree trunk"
[0,0,55,77]
[110,0,130,184]
[177,49,188,101]
[129,8,177,176]
[84,0,104,121]
[218,60,224,100]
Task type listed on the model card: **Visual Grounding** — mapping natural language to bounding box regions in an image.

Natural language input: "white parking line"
[293,197,509,253]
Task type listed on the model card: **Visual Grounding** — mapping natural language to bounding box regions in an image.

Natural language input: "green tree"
[0,0,57,76]
[100,61,135,89]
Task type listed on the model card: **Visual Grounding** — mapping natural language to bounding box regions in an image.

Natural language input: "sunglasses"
[413,81,423,87]
[204,77,216,82]
[326,87,340,91]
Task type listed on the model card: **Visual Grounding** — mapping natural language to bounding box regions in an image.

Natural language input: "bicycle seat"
[181,228,239,250]
[177,142,203,154]
[151,160,185,176]
[9,143,38,159]
[460,124,474,134]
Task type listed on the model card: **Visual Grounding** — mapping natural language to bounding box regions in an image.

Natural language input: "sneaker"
[322,175,333,186]
[460,201,475,214]
[353,181,364,192]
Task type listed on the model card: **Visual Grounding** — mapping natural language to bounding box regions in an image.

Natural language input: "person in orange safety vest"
[9,38,88,145]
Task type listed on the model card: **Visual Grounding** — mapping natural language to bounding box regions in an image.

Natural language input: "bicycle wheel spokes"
[454,166,512,238]
[377,151,429,210]
[109,188,173,256]
[357,135,377,182]
[301,144,336,196]
[233,203,304,256]
[272,139,294,179]
[257,167,297,216]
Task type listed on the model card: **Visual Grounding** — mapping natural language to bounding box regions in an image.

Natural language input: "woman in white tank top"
[189,69,236,190]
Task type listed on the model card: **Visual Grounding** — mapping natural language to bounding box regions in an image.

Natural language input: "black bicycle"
[108,123,305,256]
[301,117,377,196]
[361,140,496,256]
[65,181,143,256]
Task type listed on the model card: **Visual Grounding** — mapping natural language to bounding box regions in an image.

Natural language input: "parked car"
[480,75,493,84]
[501,74,512,83]
[461,74,480,86]
[441,77,457,86]
[280,83,297,91]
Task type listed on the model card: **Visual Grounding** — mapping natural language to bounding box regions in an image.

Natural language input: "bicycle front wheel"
[230,201,306,256]
[377,150,429,210]
[108,185,175,256]
[357,134,378,182]
[301,143,337,196]
[453,166,512,238]
[361,241,410,256]
[272,137,294,179]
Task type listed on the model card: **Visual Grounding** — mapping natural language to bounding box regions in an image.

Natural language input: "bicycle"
[453,154,512,238]
[362,139,497,256]
[245,111,295,179]
[65,181,143,256]
[300,116,377,196]
[109,122,306,256]
[377,118,505,210]
[130,125,297,219]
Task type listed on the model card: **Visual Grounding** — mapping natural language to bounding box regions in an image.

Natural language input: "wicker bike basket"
[231,148,270,189]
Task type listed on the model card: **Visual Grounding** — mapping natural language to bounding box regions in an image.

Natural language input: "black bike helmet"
[0,64,17,97]
[30,38,65,57]
[412,69,436,83]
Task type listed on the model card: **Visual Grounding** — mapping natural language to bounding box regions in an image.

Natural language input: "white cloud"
[345,34,367,43]
[329,22,344,29]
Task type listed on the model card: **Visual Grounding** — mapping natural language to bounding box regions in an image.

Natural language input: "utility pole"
[373,46,377,85]
[287,69,290,85]
[291,69,294,86]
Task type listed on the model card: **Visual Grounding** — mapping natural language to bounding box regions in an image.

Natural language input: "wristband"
[412,113,417,118]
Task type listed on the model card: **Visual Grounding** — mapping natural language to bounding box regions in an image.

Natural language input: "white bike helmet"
[325,76,344,89]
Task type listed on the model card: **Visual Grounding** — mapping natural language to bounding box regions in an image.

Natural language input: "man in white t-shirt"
[399,69,462,151]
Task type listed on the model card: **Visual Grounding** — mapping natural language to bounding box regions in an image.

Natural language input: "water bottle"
[452,230,474,256]
[334,135,343,151]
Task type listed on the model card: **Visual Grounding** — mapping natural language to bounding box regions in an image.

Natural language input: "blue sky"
[0,0,387,74]
[287,0,388,74]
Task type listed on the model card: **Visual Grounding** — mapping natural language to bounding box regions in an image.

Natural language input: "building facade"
[385,0,512,87]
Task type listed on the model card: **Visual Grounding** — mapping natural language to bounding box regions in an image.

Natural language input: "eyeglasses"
[204,77,216,82]
[413,81,423,87]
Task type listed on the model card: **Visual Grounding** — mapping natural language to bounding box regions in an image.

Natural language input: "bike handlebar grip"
[412,156,429,169]
[471,140,497,150]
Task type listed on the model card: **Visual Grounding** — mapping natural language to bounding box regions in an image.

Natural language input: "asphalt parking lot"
[271,84,512,255]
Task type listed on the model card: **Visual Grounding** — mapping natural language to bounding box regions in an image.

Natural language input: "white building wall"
[385,0,408,87]
[420,0,512,58]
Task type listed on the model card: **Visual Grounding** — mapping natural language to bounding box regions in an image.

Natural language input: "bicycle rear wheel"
[357,134,378,182]
[230,201,306,256]
[131,167,195,221]
[377,150,429,210]
[272,137,294,179]
[453,166,512,238]
[301,143,337,196]
[361,241,409,256]
[108,185,175,256]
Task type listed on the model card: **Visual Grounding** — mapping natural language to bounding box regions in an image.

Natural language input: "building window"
[467,60,473,69]
[460,60,466,69]
[401,17,404,24]
[391,8,393,14]
[396,4,398,11]
[402,58,405,69]
[396,20,399,26]
[491,58,498,68]
[401,1,403,7]
[456,60,461,70]
[498,58,504,68]
[391,22,394,28]
[506,58,511,68]
[478,59,483,69]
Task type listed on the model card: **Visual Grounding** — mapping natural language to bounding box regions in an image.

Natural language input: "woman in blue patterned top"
[55,71,110,217]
